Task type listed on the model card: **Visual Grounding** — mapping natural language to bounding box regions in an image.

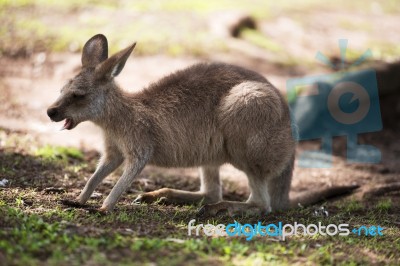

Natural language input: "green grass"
[1,201,398,265]
[375,198,392,212]
[339,199,363,213]
[35,145,84,162]
[240,29,282,53]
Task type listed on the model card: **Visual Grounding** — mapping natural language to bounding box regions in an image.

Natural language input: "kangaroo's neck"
[93,83,145,132]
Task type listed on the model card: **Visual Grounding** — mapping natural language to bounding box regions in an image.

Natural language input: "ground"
[0,0,399,265]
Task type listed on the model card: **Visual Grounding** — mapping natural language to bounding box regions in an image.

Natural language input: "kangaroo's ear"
[95,42,136,80]
[82,34,108,68]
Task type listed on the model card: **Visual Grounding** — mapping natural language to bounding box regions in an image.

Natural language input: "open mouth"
[61,118,75,130]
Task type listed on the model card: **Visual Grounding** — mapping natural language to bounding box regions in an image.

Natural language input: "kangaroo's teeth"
[60,118,73,130]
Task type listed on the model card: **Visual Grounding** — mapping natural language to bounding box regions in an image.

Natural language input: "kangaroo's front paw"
[60,199,87,208]
[86,206,109,215]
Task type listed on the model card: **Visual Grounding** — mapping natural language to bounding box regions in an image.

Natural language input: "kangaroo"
[47,34,356,215]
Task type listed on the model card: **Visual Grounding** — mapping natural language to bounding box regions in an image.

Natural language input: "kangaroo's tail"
[283,155,359,208]
[289,184,359,208]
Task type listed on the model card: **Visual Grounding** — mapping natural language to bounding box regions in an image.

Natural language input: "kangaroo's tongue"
[61,118,73,130]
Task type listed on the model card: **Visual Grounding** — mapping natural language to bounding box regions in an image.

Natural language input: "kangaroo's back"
[136,63,293,169]
[138,62,269,109]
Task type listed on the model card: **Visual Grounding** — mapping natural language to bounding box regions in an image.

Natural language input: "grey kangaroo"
[47,34,355,215]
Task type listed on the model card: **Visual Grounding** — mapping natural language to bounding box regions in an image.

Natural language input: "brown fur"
[47,34,351,215]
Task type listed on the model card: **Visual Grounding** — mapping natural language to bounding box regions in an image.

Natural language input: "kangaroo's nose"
[47,108,58,120]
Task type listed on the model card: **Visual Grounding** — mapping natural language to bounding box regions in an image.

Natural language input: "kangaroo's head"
[47,34,136,130]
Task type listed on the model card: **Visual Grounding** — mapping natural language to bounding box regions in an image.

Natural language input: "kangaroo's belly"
[149,129,227,167]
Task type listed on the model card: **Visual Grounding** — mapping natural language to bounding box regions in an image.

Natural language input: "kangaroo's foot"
[197,201,270,217]
[133,188,220,205]
[60,199,88,208]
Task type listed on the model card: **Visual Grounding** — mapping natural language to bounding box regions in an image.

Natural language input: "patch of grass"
[35,145,84,162]
[0,205,225,265]
[375,198,392,212]
[240,29,282,53]
[338,199,363,213]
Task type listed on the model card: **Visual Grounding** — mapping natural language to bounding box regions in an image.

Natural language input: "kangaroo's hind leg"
[267,156,293,211]
[133,166,222,205]
[197,157,294,217]
[197,170,271,216]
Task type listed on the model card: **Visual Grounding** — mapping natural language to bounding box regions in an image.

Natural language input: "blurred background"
[0,0,399,199]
